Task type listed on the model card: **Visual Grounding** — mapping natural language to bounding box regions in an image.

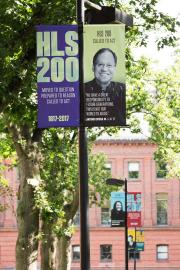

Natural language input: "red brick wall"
[71,140,180,270]
[1,141,180,270]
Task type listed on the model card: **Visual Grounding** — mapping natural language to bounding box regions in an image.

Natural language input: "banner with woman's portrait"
[110,192,125,227]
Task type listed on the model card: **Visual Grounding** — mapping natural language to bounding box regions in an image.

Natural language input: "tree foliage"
[146,54,180,178]
[35,128,111,234]
[126,49,180,178]
[0,0,179,269]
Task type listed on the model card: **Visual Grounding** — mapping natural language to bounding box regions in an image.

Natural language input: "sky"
[133,0,180,70]
[99,0,180,140]
[129,0,179,138]
[156,0,180,17]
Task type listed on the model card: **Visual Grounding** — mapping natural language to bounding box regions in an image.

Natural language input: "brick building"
[71,139,180,270]
[0,139,180,269]
[0,161,18,270]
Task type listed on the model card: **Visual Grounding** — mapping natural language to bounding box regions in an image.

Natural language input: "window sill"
[157,259,169,262]
[72,260,80,263]
[100,260,112,263]
[156,178,168,181]
[156,224,169,227]
[128,179,141,182]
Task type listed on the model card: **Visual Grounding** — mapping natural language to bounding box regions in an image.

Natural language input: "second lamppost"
[106,178,128,270]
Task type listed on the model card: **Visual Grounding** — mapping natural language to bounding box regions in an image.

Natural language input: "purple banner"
[36,25,79,128]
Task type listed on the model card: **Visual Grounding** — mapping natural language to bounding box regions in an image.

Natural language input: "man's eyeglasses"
[96,63,115,69]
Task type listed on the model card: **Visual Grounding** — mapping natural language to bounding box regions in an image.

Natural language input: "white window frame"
[104,162,112,172]
[73,209,80,226]
[157,245,168,260]
[156,162,168,179]
[156,193,168,225]
[101,207,111,226]
[128,161,140,180]
[72,245,80,261]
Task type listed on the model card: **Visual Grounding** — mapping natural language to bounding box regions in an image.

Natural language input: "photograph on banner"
[127,192,141,227]
[36,25,79,128]
[110,192,125,227]
[83,24,126,127]
[136,229,144,251]
[128,229,144,251]
[128,229,136,251]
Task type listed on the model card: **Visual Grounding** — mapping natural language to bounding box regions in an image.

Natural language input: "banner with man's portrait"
[83,24,126,127]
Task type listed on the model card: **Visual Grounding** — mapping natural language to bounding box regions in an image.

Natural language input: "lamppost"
[106,178,128,270]
[76,1,133,269]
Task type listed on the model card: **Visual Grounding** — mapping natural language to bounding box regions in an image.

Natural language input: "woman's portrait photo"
[111,200,125,227]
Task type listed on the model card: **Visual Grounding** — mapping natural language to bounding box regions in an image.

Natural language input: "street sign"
[36,25,80,128]
[127,192,141,227]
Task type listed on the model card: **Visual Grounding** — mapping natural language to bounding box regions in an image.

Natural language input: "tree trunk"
[56,235,72,270]
[54,186,79,270]
[15,147,40,270]
[41,231,72,270]
[41,220,57,270]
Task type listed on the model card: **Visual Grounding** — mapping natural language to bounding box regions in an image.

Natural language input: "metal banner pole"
[77,0,90,269]
[125,178,129,270]
[134,227,137,270]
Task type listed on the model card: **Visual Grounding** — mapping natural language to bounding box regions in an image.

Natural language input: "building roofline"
[94,139,155,145]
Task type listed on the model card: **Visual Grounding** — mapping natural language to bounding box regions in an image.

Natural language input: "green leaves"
[144,54,180,178]
[0,0,179,252]
[127,0,179,48]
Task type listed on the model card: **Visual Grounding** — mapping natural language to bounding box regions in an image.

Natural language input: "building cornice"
[94,139,156,146]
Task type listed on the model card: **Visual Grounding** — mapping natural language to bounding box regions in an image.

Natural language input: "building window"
[14,166,21,181]
[101,208,110,226]
[128,250,140,260]
[104,162,112,173]
[156,163,167,179]
[157,245,168,260]
[73,210,80,226]
[0,210,5,227]
[128,162,140,179]
[100,245,112,261]
[156,193,168,225]
[72,245,80,261]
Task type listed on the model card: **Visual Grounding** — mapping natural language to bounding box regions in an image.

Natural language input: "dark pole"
[77,0,90,269]
[125,178,128,270]
[134,227,137,270]
[106,178,129,269]
[79,127,90,270]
